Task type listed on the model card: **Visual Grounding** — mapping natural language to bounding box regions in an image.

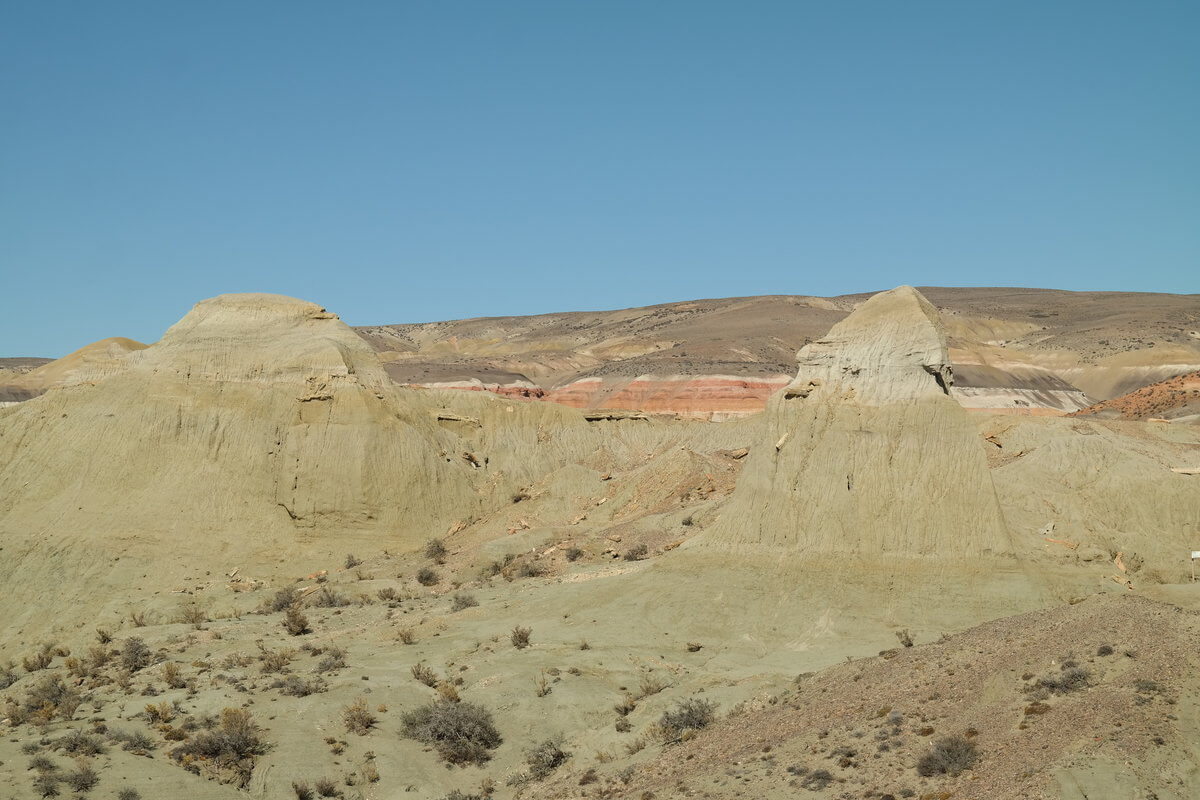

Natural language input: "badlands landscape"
[0,286,1198,800]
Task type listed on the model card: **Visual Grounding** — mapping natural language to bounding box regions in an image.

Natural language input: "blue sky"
[2,2,1197,356]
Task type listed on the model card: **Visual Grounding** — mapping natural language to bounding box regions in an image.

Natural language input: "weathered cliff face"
[701,287,1017,561]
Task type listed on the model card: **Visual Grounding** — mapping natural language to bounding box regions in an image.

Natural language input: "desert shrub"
[416,567,440,586]
[266,586,301,613]
[283,606,311,636]
[29,754,58,772]
[515,560,546,578]
[96,628,113,644]
[108,729,156,754]
[396,628,417,645]
[437,681,461,703]
[170,708,268,784]
[175,604,208,628]
[117,789,142,800]
[800,768,834,790]
[258,647,295,674]
[1097,644,1114,656]
[23,642,60,672]
[400,700,502,765]
[63,761,99,793]
[1036,667,1090,695]
[450,593,479,612]
[272,675,327,697]
[526,738,570,779]
[411,663,439,687]
[637,673,668,699]
[315,647,347,673]
[0,660,18,689]
[657,698,717,741]
[313,777,339,797]
[377,587,398,602]
[343,697,377,735]
[511,626,532,649]
[144,701,176,724]
[162,661,186,689]
[313,587,350,608]
[424,538,447,563]
[896,629,914,648]
[128,610,148,627]
[9,674,82,725]
[345,553,361,569]
[622,544,649,562]
[292,782,315,800]
[565,547,583,562]
[32,772,62,797]
[916,735,978,777]
[54,730,106,756]
[120,638,152,672]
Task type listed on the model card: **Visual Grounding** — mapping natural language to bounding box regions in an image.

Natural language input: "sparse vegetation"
[343,697,377,735]
[416,567,440,586]
[283,605,311,635]
[120,637,152,672]
[565,547,584,561]
[622,543,649,561]
[451,593,479,612]
[345,553,361,568]
[170,708,268,787]
[657,697,717,742]
[511,626,532,649]
[313,587,350,608]
[411,662,439,687]
[63,761,99,793]
[400,701,502,765]
[916,734,978,776]
[424,538,448,563]
[525,738,570,779]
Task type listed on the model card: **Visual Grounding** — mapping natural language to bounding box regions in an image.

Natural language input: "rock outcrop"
[701,287,1018,561]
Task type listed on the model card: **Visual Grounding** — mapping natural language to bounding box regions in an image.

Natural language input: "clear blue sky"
[2,1,1197,356]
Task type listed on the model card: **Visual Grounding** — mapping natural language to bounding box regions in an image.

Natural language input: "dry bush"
[437,682,461,703]
[450,593,479,612]
[377,587,399,602]
[272,675,327,697]
[345,553,361,569]
[144,701,176,724]
[515,560,546,579]
[525,738,570,779]
[313,776,339,797]
[117,788,142,800]
[313,587,350,608]
[1031,666,1090,696]
[265,586,301,613]
[343,697,377,735]
[636,673,668,699]
[120,638,152,672]
[107,729,156,754]
[22,642,62,673]
[622,544,649,561]
[613,695,637,716]
[128,610,148,627]
[54,729,106,757]
[411,662,439,687]
[258,647,295,674]
[7,674,82,725]
[400,700,502,765]
[175,604,208,628]
[416,567,440,586]
[896,629,914,647]
[565,547,584,562]
[292,781,314,800]
[656,698,717,742]
[424,538,447,563]
[170,708,268,786]
[0,660,19,690]
[283,606,311,636]
[63,759,100,793]
[916,735,978,776]
[163,662,186,689]
[510,626,532,649]
[314,647,347,673]
[534,670,551,698]
[95,628,113,644]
